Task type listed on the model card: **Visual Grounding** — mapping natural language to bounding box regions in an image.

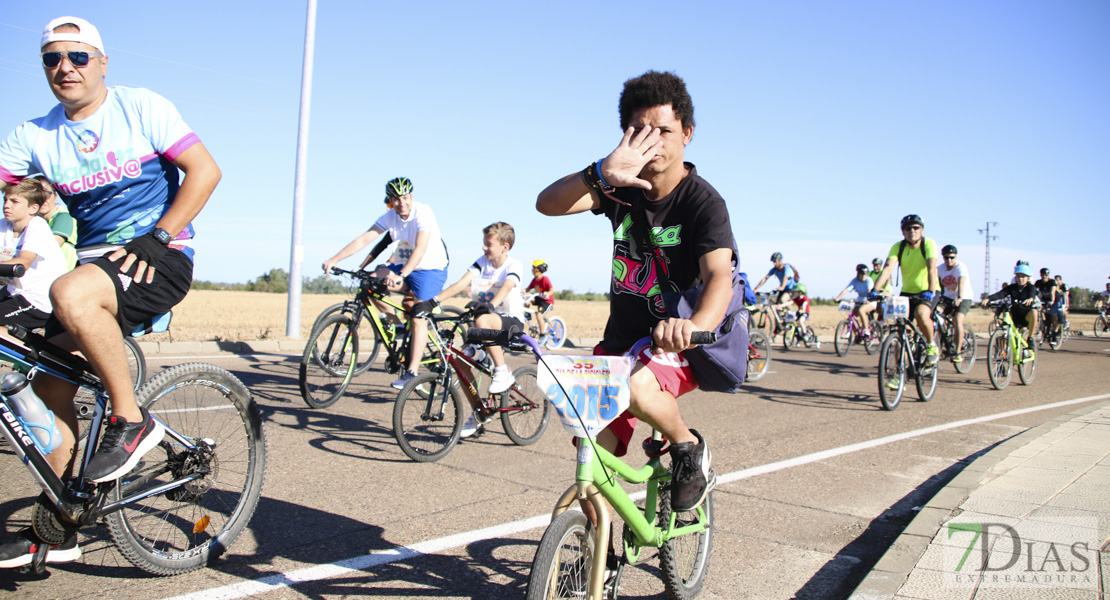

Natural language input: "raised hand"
[597,126,663,190]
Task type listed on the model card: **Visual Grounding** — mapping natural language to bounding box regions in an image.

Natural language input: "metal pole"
[978,222,998,298]
[286,0,318,338]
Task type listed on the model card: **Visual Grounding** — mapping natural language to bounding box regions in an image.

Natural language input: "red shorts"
[591,341,699,456]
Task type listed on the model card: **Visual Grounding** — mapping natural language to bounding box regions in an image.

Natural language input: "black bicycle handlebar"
[0,264,26,278]
[466,326,523,345]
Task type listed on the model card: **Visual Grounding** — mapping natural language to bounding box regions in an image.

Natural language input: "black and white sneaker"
[85,407,165,483]
[0,528,80,569]
[669,429,712,512]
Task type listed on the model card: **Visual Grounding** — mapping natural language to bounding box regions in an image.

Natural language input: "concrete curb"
[848,399,1110,599]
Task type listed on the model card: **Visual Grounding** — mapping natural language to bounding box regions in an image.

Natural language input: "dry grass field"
[147,290,1099,342]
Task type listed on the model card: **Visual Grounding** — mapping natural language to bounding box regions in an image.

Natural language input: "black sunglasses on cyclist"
[943,255,957,260]
[41,51,102,69]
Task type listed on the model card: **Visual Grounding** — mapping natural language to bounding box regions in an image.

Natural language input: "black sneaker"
[0,528,80,569]
[669,430,712,512]
[85,407,165,483]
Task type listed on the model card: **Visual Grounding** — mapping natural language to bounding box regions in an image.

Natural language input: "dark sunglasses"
[41,51,102,69]
[943,255,957,260]
[902,225,922,232]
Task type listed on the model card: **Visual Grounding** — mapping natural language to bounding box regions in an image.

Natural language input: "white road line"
[161,392,1110,600]
[149,354,299,361]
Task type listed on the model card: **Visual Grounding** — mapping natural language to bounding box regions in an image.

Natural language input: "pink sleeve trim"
[0,166,20,186]
[163,132,200,162]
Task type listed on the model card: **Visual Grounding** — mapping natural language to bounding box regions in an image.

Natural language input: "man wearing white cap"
[0,16,221,568]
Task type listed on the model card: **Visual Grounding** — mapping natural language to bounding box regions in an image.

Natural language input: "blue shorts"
[387,264,448,301]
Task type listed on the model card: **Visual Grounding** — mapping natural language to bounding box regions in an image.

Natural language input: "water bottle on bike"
[1,372,63,455]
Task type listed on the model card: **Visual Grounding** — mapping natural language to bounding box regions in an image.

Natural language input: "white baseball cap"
[41,16,105,55]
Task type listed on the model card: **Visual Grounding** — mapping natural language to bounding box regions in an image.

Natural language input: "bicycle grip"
[690,331,717,345]
[466,326,521,344]
[0,264,25,278]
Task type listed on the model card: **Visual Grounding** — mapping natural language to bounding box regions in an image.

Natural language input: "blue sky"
[1,1,1108,298]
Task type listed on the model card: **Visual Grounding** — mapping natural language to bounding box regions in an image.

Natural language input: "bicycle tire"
[543,315,568,350]
[1094,316,1106,338]
[746,330,771,382]
[863,330,880,355]
[299,313,358,409]
[803,326,817,349]
[105,362,266,576]
[986,329,1012,390]
[1048,323,1063,351]
[877,333,905,411]
[1018,343,1036,385]
[781,324,794,351]
[392,372,465,462]
[311,303,379,375]
[954,325,977,374]
[525,509,592,600]
[659,489,715,600]
[915,344,938,402]
[833,320,851,357]
[500,365,551,446]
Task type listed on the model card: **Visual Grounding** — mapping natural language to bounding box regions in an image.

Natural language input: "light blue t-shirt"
[0,86,199,260]
[844,277,874,302]
[767,265,797,290]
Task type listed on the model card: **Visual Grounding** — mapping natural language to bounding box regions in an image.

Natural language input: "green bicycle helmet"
[385,177,414,197]
[793,284,807,295]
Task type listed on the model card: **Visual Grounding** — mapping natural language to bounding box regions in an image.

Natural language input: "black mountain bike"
[876,295,940,411]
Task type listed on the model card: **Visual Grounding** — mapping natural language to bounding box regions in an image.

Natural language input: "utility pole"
[978,222,998,298]
[286,0,318,338]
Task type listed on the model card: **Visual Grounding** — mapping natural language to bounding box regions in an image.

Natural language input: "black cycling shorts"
[0,291,50,331]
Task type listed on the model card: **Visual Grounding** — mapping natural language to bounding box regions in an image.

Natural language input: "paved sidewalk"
[852,401,1110,599]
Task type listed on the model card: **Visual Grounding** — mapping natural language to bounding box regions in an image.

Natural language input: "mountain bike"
[876,295,939,411]
[746,329,772,382]
[299,268,462,409]
[1094,307,1108,338]
[392,310,550,462]
[985,298,1036,390]
[932,302,976,374]
[781,311,818,351]
[749,293,784,341]
[0,325,265,575]
[1037,304,1068,350]
[833,300,879,357]
[525,302,569,350]
[477,328,716,600]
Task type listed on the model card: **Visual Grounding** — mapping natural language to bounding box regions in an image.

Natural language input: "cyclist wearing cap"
[322,177,450,389]
[870,214,941,366]
[524,259,555,340]
[936,245,974,362]
[1034,267,1060,342]
[752,252,797,305]
[833,263,876,338]
[0,16,221,566]
[983,263,1040,351]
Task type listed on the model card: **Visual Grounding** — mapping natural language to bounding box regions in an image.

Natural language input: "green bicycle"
[985,297,1037,390]
[475,330,717,600]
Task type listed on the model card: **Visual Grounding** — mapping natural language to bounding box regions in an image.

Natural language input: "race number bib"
[537,355,634,438]
[881,296,910,321]
[388,241,413,266]
[838,300,854,312]
[470,277,503,305]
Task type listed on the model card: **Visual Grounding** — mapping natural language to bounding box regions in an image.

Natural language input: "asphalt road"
[2,334,1108,600]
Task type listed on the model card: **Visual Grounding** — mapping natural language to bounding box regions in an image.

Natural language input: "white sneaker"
[488,369,515,394]
[460,413,478,438]
[391,370,417,390]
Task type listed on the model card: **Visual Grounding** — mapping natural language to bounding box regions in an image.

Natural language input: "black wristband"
[580,161,613,193]
[122,232,169,267]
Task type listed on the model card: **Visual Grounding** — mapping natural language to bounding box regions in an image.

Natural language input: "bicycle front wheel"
[1094,316,1107,338]
[746,330,771,382]
[781,325,795,351]
[659,489,715,600]
[311,303,379,375]
[526,510,592,600]
[500,366,551,446]
[543,316,568,350]
[106,363,266,576]
[833,320,851,357]
[954,325,976,374]
[915,346,939,402]
[299,313,358,409]
[1018,342,1036,385]
[987,329,1012,390]
[877,334,906,411]
[393,372,465,462]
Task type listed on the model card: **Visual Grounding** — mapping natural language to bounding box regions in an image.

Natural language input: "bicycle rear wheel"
[1094,316,1107,338]
[954,325,976,374]
[543,316,568,350]
[500,366,551,446]
[526,510,592,600]
[833,320,851,357]
[746,330,771,382]
[392,372,465,462]
[300,313,359,409]
[986,330,1012,390]
[659,489,715,600]
[877,334,905,411]
[106,363,266,576]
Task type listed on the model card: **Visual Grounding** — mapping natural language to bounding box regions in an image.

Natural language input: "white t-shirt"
[0,217,68,312]
[468,255,526,322]
[371,201,448,271]
[938,260,974,300]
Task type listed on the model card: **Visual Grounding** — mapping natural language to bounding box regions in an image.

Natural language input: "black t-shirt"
[1034,279,1057,303]
[994,282,1038,312]
[592,163,735,353]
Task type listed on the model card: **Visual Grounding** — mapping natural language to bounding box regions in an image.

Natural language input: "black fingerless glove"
[465,300,494,317]
[122,232,169,266]
[411,298,441,318]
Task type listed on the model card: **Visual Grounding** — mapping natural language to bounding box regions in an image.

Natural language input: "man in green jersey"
[870,214,940,366]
